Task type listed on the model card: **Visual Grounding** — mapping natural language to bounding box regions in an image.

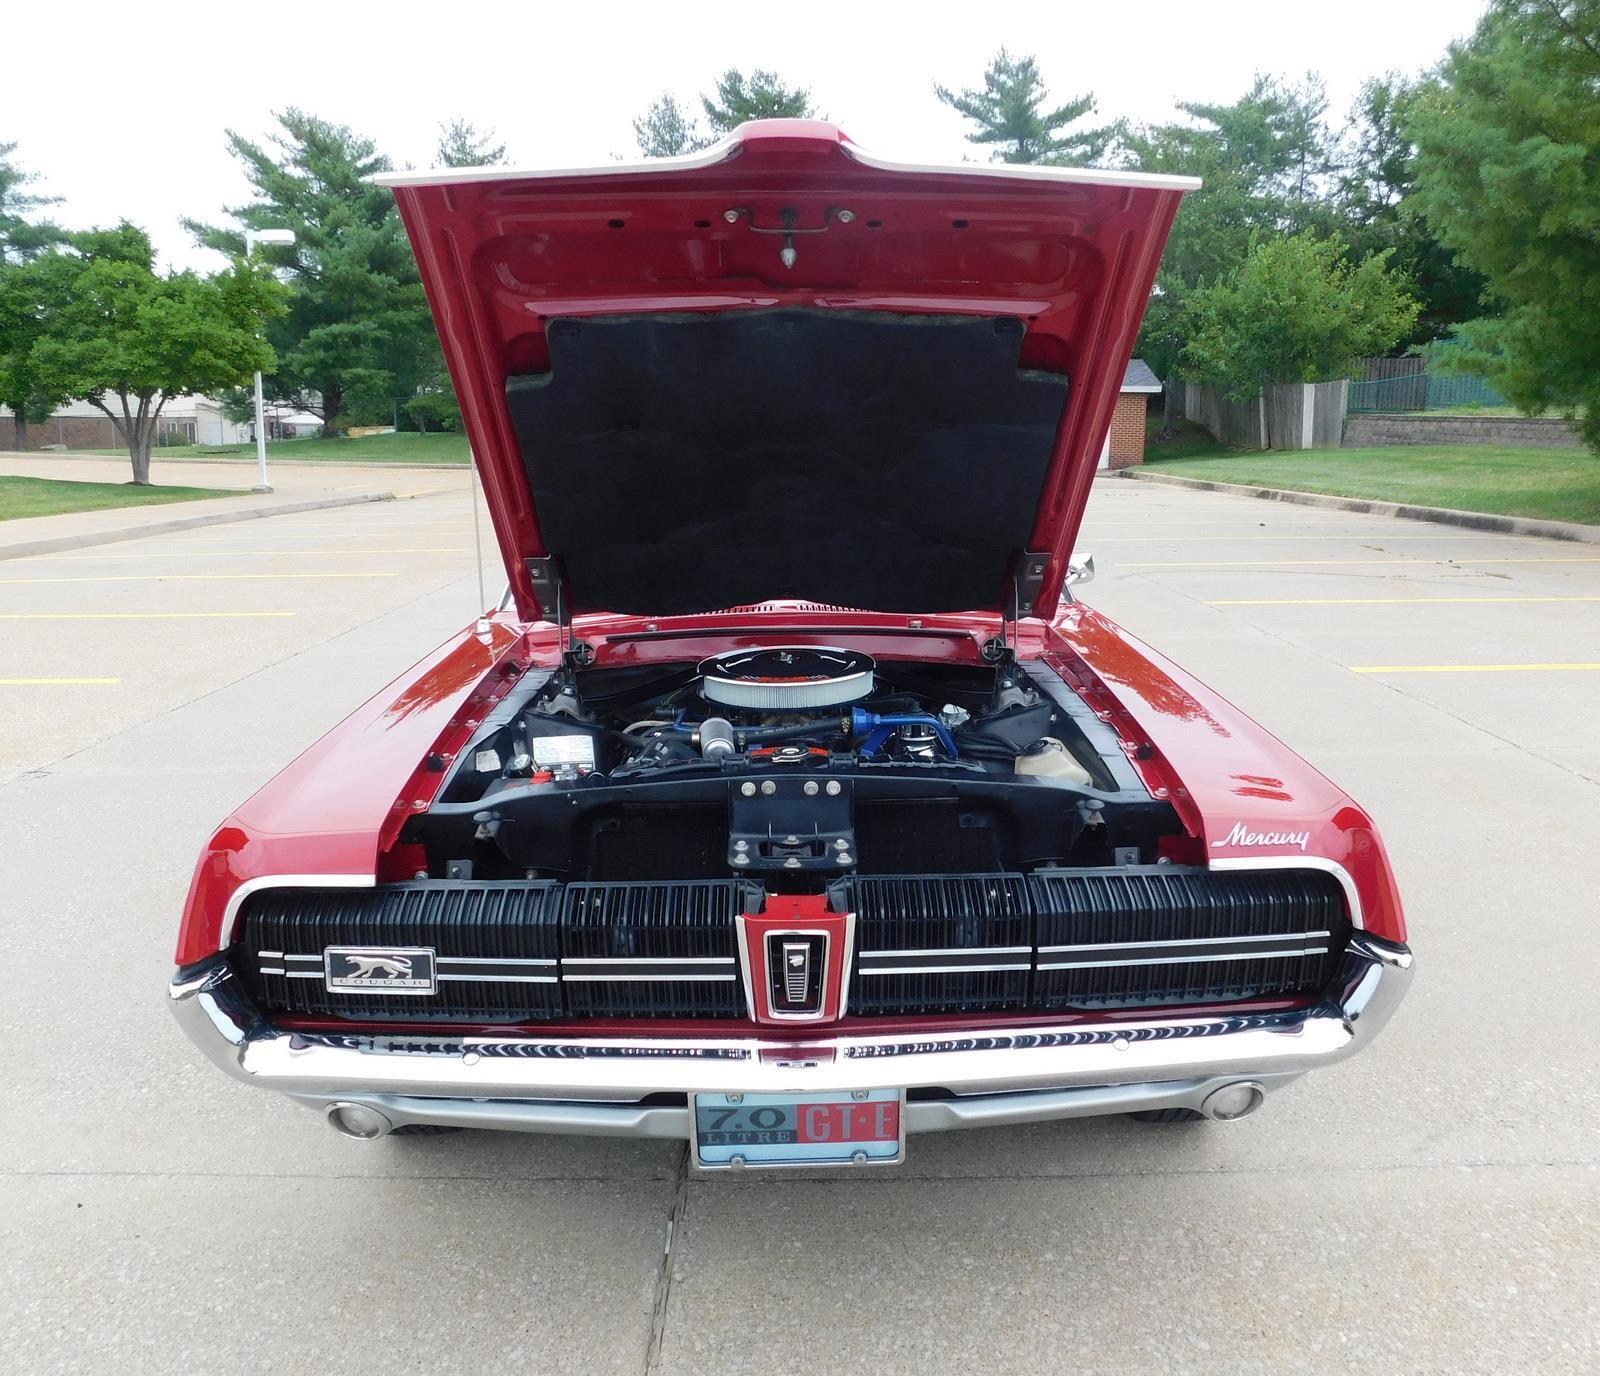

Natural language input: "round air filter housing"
[698,646,875,713]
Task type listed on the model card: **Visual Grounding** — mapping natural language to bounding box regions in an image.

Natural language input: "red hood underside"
[380,120,1195,622]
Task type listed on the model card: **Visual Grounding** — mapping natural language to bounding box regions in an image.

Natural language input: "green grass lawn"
[1143,444,1600,526]
[0,475,232,523]
[75,431,471,464]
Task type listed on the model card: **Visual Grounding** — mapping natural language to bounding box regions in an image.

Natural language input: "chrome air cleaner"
[698,647,875,712]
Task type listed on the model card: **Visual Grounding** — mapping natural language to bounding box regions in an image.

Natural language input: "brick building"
[1103,359,1161,470]
[1,395,254,451]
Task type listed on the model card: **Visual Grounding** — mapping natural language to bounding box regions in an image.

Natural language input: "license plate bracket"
[691,1089,905,1170]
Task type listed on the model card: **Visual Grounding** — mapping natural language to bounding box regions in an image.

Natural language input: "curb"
[1120,469,1600,546]
[0,492,395,563]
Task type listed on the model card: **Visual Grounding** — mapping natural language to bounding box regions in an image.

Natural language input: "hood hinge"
[1004,549,1051,647]
[524,555,593,665]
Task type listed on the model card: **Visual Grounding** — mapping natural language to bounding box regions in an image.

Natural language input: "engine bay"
[407,643,1181,885]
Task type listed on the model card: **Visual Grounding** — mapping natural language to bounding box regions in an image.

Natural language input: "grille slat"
[1028,868,1348,1011]
[240,882,562,1022]
[560,880,750,1018]
[848,875,1032,1015]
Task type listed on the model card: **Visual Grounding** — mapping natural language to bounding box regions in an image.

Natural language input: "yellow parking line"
[0,677,121,685]
[40,547,466,560]
[1353,663,1600,674]
[1121,557,1600,568]
[1208,596,1600,606]
[1100,532,1508,543]
[0,573,398,584]
[0,611,297,620]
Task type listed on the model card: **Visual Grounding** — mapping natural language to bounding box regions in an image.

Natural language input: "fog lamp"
[1202,1082,1265,1121]
[326,1102,392,1140]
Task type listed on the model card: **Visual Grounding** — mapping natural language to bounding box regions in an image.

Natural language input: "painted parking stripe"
[1207,596,1600,606]
[0,572,399,584]
[0,611,297,620]
[1097,532,1513,543]
[0,677,121,685]
[1120,557,1600,568]
[38,547,466,560]
[1353,663,1600,674]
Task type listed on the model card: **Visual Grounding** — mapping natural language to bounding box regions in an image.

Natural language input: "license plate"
[692,1090,905,1170]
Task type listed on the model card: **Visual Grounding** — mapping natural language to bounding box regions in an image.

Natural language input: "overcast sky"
[4,0,1486,271]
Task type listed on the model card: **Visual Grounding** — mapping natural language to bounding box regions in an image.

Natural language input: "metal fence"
[1347,370,1508,414]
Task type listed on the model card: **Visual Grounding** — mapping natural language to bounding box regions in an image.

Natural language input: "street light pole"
[242,228,296,493]
[252,366,269,492]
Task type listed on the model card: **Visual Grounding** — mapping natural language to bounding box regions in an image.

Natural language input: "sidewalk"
[0,453,472,560]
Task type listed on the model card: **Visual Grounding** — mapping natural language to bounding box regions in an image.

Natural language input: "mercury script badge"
[1211,822,1310,852]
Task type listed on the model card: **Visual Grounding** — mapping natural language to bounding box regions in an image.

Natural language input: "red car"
[171,121,1411,1169]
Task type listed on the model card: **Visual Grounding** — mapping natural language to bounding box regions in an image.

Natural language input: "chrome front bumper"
[169,934,1411,1138]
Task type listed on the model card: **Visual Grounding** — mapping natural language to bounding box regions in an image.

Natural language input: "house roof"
[1122,359,1162,393]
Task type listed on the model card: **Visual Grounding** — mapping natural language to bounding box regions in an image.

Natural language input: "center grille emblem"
[736,900,855,1024]
[766,931,827,1016]
[783,941,812,1004]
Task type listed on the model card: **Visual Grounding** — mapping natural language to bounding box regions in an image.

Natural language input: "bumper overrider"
[169,933,1411,1141]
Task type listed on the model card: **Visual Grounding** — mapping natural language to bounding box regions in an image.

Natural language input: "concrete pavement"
[0,453,472,558]
[1,478,1595,1373]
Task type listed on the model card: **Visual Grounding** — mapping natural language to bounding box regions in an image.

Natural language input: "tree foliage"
[0,141,62,264]
[634,70,814,159]
[184,109,432,436]
[21,224,283,481]
[634,94,707,158]
[0,141,68,448]
[435,119,507,168]
[1182,233,1419,398]
[1337,76,1483,345]
[935,49,1112,166]
[701,69,815,134]
[1406,0,1600,450]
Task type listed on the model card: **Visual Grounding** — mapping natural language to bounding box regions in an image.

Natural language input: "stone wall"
[1344,413,1583,449]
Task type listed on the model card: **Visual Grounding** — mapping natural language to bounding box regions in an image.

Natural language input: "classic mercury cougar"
[170,120,1411,1169]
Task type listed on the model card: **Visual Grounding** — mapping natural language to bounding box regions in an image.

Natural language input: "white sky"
[3,0,1486,272]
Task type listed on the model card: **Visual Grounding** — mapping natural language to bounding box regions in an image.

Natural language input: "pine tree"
[435,119,507,168]
[184,110,434,437]
[935,50,1112,166]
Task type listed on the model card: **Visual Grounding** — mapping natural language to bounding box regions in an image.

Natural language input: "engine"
[412,641,1180,885]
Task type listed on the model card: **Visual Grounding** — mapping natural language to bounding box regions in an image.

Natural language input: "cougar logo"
[324,946,436,995]
[1211,821,1310,852]
[345,955,412,980]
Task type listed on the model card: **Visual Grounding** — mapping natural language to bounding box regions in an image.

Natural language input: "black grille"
[233,868,1349,1025]
[848,874,1032,1014]
[239,882,562,1022]
[1029,868,1349,1010]
[560,881,750,1017]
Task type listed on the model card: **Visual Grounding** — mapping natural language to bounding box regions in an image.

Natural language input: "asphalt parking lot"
[2,473,1596,1374]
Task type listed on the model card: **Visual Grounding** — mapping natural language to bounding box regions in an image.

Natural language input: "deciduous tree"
[1337,76,1482,346]
[25,225,283,482]
[935,49,1112,166]
[1406,0,1600,449]
[1125,76,1347,432]
[1181,233,1418,398]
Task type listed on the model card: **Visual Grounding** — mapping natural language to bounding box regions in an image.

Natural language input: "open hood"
[379,121,1195,623]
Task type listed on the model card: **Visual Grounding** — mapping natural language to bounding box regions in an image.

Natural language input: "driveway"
[1,477,1594,1374]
